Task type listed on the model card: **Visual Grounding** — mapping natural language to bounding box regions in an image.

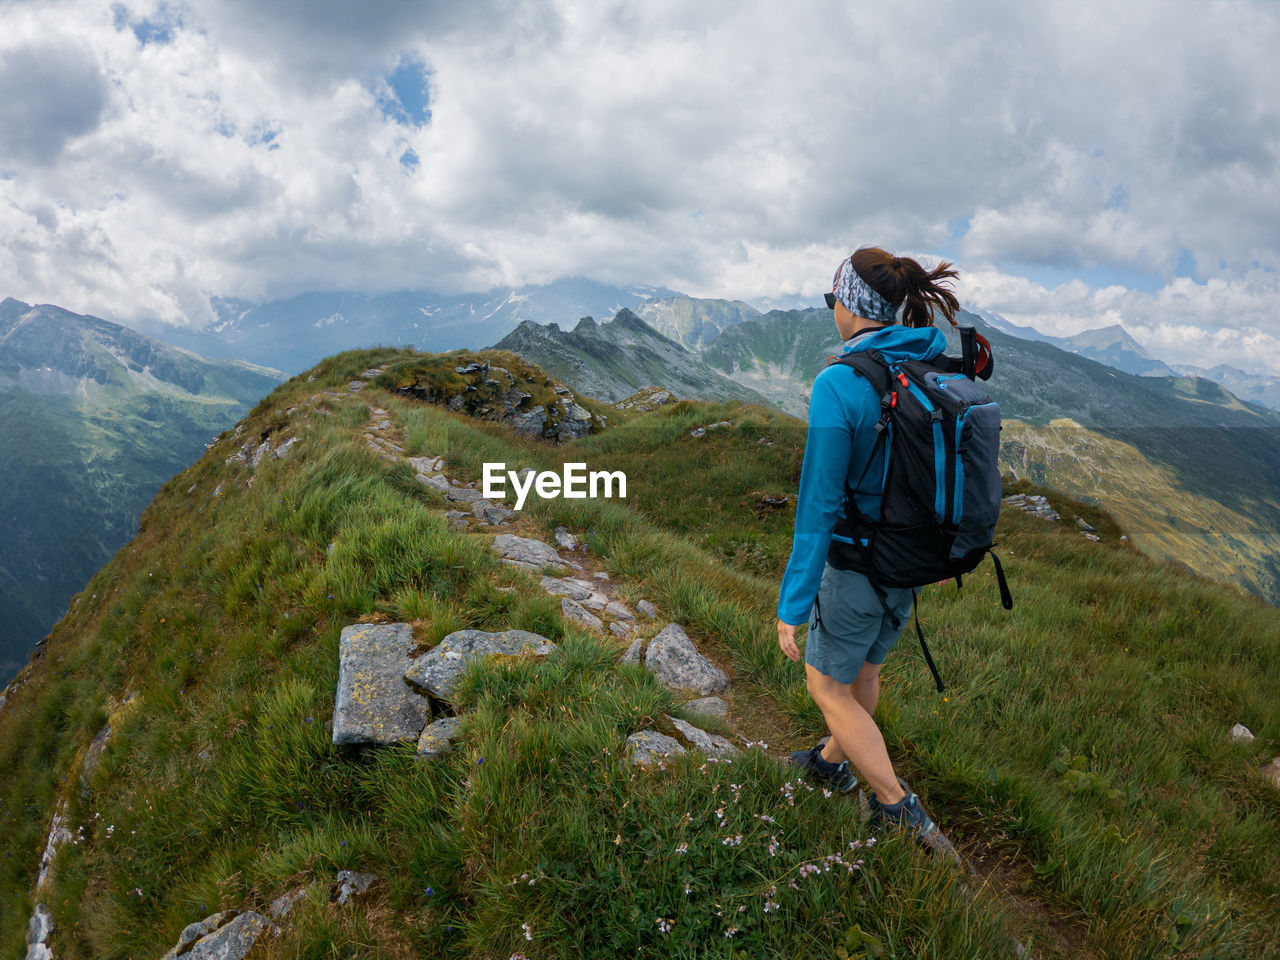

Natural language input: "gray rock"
[419,473,452,493]
[455,362,481,374]
[249,440,271,467]
[1264,756,1280,790]
[161,910,277,960]
[409,455,445,474]
[492,534,568,571]
[449,517,469,530]
[331,623,431,745]
[1074,516,1097,533]
[163,911,236,957]
[360,368,384,378]
[578,592,609,611]
[636,599,658,618]
[683,696,728,718]
[604,600,634,620]
[472,500,516,524]
[666,715,738,757]
[619,636,645,664]
[404,629,557,702]
[690,427,705,437]
[1081,532,1101,542]
[444,485,484,503]
[553,526,578,550]
[212,482,224,498]
[609,621,635,638]
[36,802,70,891]
[561,597,604,632]
[1231,723,1255,742]
[25,903,54,960]
[416,715,464,759]
[334,870,379,905]
[540,576,592,600]
[645,624,728,695]
[268,886,311,920]
[348,380,365,391]
[626,729,686,765]
[593,571,609,580]
[270,437,298,461]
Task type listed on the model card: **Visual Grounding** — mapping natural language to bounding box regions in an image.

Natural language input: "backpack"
[824,325,1013,691]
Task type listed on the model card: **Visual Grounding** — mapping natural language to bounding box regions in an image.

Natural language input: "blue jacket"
[776,323,948,625]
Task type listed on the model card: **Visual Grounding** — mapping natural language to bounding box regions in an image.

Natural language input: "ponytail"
[849,246,960,329]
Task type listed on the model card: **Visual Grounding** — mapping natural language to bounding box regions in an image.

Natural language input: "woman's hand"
[777,619,800,662]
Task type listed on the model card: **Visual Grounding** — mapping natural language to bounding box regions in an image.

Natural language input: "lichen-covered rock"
[331,623,431,746]
[618,636,645,664]
[540,576,592,601]
[626,729,686,765]
[637,599,658,618]
[268,885,311,920]
[553,526,578,550]
[645,624,728,695]
[334,870,379,905]
[683,696,728,718]
[609,621,635,638]
[160,911,276,960]
[561,597,604,632]
[404,629,557,702]
[666,715,739,757]
[604,600,634,620]
[492,534,568,571]
[472,499,516,524]
[408,455,445,474]
[416,715,464,759]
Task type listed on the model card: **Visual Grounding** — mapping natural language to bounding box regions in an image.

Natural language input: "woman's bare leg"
[805,662,905,804]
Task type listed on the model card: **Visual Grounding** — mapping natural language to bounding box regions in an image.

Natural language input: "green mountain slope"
[0,299,283,683]
[490,307,772,406]
[1,347,1277,960]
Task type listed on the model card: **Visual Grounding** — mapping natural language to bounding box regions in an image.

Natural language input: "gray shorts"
[804,563,916,683]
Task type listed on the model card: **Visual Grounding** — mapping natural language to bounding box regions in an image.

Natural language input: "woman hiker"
[776,246,962,860]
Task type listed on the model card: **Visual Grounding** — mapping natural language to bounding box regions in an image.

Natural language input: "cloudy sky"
[2,0,1278,373]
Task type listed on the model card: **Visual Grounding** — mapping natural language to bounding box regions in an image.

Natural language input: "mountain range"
[0,298,282,684]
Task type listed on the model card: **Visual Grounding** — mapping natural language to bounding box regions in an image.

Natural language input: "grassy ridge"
[1,347,1277,959]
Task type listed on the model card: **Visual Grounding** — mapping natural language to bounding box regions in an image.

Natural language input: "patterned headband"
[831,256,900,325]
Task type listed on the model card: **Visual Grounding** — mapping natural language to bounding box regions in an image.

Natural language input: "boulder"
[540,576,593,601]
[444,486,484,503]
[492,534,568,571]
[416,716,464,759]
[472,500,516,524]
[331,623,431,745]
[348,380,365,391]
[1231,723,1255,742]
[160,911,276,960]
[618,636,645,664]
[578,592,609,612]
[683,696,728,718]
[645,624,729,695]
[561,597,604,632]
[626,729,686,766]
[666,715,739,757]
[637,599,658,618]
[604,600,634,620]
[404,629,557,702]
[418,473,451,493]
[334,870,379,905]
[408,455,445,474]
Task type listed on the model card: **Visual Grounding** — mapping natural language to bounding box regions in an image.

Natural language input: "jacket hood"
[841,324,947,363]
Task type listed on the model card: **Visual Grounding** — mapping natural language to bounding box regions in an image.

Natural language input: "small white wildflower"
[724,927,739,938]
[822,788,832,798]
[522,921,533,941]
[655,917,674,934]
[675,841,689,854]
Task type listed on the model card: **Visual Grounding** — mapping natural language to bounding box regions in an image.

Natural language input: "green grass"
[1,346,1277,959]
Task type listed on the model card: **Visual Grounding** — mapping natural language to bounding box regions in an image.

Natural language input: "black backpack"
[824,326,1013,691]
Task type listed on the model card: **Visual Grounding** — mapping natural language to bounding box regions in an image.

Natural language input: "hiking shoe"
[788,743,858,794]
[868,788,963,864]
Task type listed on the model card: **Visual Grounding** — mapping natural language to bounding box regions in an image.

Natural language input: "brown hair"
[849,246,960,329]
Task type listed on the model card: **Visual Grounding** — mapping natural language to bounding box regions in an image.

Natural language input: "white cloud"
[0,0,1278,369]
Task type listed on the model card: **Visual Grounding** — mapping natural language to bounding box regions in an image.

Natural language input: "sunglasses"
[824,293,837,309]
